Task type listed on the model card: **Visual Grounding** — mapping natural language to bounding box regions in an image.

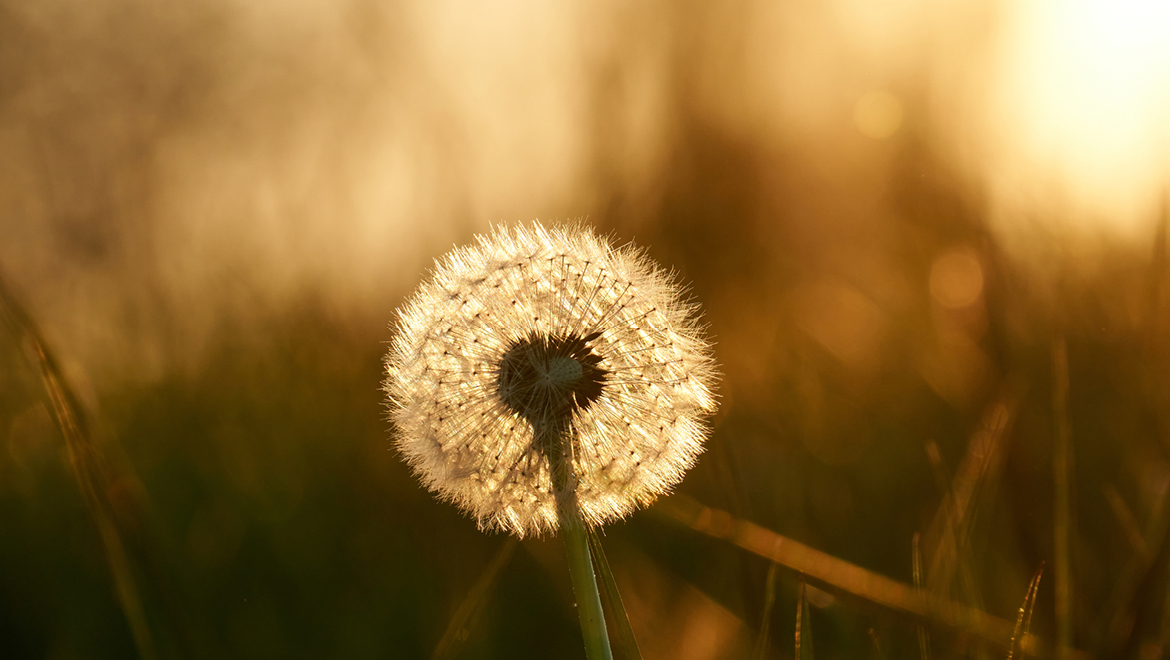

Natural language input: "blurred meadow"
[3,0,1170,658]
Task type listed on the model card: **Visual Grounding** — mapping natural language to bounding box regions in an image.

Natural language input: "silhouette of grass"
[0,273,164,660]
[655,493,1072,658]
[1008,564,1044,660]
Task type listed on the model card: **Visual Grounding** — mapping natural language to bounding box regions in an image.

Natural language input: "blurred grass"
[1007,564,1044,660]
[5,153,1170,658]
[0,274,162,660]
[0,291,589,659]
[5,145,1170,658]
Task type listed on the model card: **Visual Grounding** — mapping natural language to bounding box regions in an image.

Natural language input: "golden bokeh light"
[854,90,903,140]
[929,249,984,310]
[982,0,1170,238]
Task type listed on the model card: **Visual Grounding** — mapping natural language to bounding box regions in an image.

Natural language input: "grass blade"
[1008,564,1045,660]
[913,533,932,660]
[0,273,160,660]
[1053,339,1074,658]
[924,394,1019,608]
[654,494,1075,657]
[753,562,779,660]
[587,526,643,660]
[1095,478,1170,655]
[1102,484,1152,561]
[795,581,804,660]
[431,538,517,660]
[795,581,814,660]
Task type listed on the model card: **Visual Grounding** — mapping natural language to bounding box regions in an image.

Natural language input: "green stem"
[543,417,612,660]
[559,496,613,660]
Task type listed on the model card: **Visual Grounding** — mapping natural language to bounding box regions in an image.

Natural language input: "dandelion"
[386,222,717,658]
[384,222,718,538]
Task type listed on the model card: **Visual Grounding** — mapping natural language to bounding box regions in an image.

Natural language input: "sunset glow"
[987,0,1170,236]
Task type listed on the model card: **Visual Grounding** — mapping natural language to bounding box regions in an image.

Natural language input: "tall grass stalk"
[913,533,932,660]
[795,581,812,660]
[0,274,161,660]
[656,494,1056,655]
[586,527,643,659]
[431,538,518,660]
[1052,339,1073,657]
[753,562,779,660]
[1007,565,1044,660]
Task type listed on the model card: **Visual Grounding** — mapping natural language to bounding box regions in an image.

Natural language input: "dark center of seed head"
[496,332,607,423]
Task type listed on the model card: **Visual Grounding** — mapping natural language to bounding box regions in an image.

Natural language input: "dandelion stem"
[544,415,612,660]
[559,495,613,660]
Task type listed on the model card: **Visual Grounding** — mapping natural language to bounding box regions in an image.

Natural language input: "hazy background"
[2,0,1170,658]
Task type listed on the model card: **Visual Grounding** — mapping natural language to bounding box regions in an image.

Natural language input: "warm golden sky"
[1,0,1168,384]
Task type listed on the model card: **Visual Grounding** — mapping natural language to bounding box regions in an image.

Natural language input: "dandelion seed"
[385,222,718,538]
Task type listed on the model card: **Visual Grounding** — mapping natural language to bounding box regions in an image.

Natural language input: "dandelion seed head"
[385,222,718,537]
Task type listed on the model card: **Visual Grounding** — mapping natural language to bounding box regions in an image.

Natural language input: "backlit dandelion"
[385,222,718,538]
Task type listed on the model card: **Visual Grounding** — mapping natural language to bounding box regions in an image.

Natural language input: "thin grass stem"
[431,538,517,660]
[655,493,1083,657]
[586,527,643,659]
[1008,564,1045,660]
[1053,339,1074,658]
[753,562,778,660]
[0,272,162,660]
[913,533,932,660]
[795,581,804,660]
